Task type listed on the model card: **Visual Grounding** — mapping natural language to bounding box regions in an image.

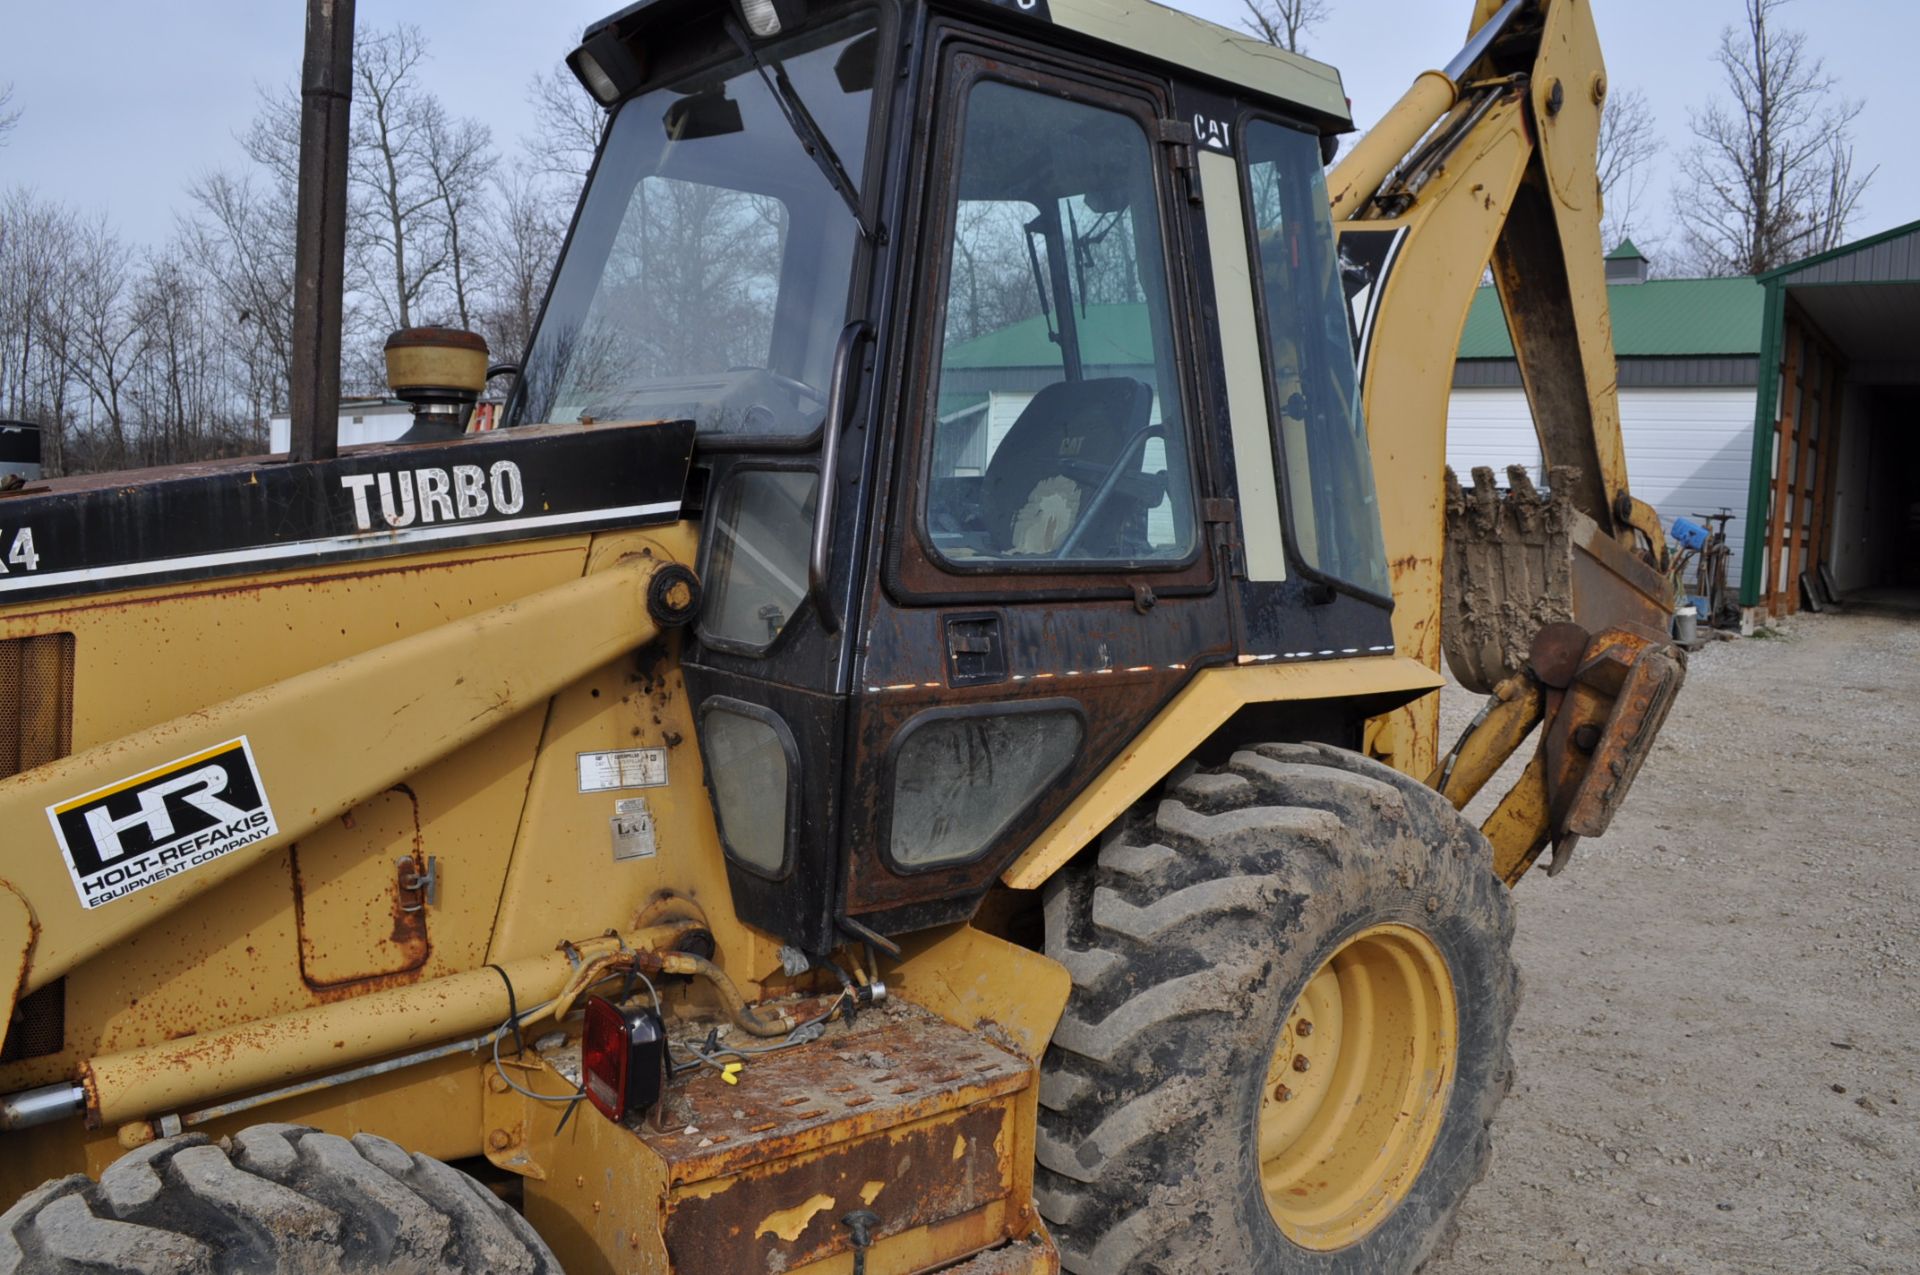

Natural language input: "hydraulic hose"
[658,953,796,1038]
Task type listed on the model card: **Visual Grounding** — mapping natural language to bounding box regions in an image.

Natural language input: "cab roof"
[580,0,1352,129]
[1034,0,1350,126]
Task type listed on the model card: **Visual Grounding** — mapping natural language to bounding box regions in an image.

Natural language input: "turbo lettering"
[340,461,526,532]
[452,465,488,518]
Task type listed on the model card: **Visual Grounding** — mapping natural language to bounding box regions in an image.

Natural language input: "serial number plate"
[576,748,668,793]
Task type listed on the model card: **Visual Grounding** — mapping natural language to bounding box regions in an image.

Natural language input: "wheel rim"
[1257,923,1458,1250]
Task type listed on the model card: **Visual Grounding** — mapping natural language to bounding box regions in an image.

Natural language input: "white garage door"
[1446,388,1545,486]
[1445,386,1758,584]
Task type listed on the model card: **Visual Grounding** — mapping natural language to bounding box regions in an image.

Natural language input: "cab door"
[834,29,1233,935]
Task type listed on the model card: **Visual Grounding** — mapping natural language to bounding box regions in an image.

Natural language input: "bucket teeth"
[1504,464,1540,505]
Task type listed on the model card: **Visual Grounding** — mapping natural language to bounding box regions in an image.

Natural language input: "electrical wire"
[490,999,582,1104]
[668,988,853,1076]
[486,965,665,1104]
[488,955,855,1095]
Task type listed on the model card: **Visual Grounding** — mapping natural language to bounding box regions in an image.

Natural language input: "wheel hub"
[1257,923,1458,1250]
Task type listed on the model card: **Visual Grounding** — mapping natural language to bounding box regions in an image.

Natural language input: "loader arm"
[0,551,700,1072]
[1330,0,1683,879]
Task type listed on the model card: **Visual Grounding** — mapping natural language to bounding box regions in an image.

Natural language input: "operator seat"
[981,377,1156,557]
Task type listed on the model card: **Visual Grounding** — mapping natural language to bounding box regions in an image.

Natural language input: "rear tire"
[1035,742,1519,1274]
[0,1124,560,1275]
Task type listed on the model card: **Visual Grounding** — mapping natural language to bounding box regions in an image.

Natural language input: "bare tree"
[474,169,563,364]
[1237,0,1331,55]
[526,66,605,182]
[0,190,78,472]
[1597,87,1660,250]
[350,25,447,332]
[1808,133,1869,256]
[1676,0,1875,276]
[1,33,596,475]
[0,83,20,148]
[64,218,144,464]
[181,171,298,412]
[240,84,303,191]
[423,105,497,331]
[127,248,258,465]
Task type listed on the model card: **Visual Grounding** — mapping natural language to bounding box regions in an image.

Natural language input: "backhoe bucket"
[1442,465,1579,693]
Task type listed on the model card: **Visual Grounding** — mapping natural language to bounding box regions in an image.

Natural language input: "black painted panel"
[0,421,695,605]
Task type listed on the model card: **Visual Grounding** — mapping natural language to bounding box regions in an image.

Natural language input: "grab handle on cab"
[808,319,873,635]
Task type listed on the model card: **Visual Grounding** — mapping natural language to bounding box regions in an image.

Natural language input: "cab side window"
[1243,119,1390,597]
[923,79,1196,568]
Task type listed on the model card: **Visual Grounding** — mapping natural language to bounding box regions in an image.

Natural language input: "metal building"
[1740,220,1920,616]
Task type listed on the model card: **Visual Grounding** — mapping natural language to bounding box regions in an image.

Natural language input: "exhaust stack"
[288,0,356,462]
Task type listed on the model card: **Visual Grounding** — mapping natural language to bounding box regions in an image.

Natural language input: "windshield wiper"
[723,16,878,242]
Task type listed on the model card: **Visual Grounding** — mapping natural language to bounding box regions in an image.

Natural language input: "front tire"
[0,1124,560,1274]
[1036,742,1519,1273]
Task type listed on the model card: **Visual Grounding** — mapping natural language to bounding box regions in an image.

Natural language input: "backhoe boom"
[1332,0,1684,875]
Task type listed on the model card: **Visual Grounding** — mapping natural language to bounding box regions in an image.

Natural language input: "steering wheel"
[1053,426,1165,559]
[733,366,826,409]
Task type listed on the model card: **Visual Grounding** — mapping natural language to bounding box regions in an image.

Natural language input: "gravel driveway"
[1426,610,1920,1275]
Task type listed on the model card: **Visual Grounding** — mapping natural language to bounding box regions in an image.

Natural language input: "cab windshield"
[514,15,877,440]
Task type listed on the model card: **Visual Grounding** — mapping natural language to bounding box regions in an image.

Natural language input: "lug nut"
[1274,1083,1293,1102]
[1293,1054,1311,1073]
[1297,1019,1314,1038]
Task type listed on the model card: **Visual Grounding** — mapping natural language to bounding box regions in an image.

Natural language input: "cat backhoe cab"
[0,0,1680,1271]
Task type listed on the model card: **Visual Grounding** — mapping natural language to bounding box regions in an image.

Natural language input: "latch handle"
[397,856,438,912]
[842,1209,881,1275]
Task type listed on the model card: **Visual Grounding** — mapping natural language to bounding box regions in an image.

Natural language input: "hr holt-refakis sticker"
[47,737,278,909]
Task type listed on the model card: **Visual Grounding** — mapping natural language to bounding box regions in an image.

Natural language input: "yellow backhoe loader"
[0,0,1681,1269]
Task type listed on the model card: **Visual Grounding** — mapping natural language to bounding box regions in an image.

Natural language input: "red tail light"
[582,996,666,1121]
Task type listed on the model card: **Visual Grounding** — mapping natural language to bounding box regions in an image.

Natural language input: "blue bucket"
[1670,517,1710,552]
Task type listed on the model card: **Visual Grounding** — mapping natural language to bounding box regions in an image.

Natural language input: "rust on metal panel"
[513,997,1033,1273]
[664,1103,1012,1270]
[645,1003,1027,1186]
[1552,633,1685,840]
[1566,514,1669,634]
[290,786,432,994]
[647,1000,1025,1269]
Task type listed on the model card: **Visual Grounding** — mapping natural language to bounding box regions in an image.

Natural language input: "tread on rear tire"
[1036,742,1519,1274]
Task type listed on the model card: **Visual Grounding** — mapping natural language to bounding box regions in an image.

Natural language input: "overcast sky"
[1,0,1910,266]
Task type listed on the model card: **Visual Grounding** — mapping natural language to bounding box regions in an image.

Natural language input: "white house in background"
[1447,242,1767,584]
[267,398,413,454]
[267,398,507,452]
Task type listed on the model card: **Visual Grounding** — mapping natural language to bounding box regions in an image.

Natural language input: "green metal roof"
[1607,238,1647,261]
[1758,217,1920,283]
[1456,276,1767,360]
[944,304,1153,370]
